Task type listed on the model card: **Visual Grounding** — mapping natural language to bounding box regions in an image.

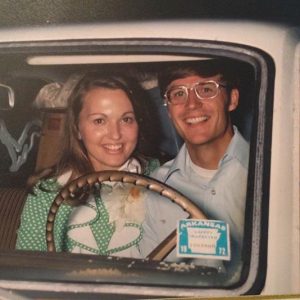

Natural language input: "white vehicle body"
[0,20,299,298]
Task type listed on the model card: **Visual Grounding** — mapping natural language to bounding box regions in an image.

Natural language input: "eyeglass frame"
[163,80,228,106]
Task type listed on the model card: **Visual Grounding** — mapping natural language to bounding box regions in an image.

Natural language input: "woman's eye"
[122,116,135,124]
[93,118,105,125]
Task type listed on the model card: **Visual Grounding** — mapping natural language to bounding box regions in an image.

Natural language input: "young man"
[141,60,249,272]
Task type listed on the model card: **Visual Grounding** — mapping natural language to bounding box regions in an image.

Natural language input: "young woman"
[16,72,159,258]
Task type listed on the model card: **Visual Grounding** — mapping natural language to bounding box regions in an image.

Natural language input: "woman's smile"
[102,143,123,152]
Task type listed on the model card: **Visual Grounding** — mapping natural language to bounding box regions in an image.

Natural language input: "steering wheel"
[46,170,207,260]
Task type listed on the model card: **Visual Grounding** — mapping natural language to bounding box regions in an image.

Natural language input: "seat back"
[0,187,28,250]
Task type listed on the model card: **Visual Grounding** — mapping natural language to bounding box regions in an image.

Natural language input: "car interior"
[0,58,254,241]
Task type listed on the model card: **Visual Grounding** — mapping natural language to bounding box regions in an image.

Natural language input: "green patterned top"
[16,158,159,255]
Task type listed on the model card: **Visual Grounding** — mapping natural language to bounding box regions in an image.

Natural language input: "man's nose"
[185,88,202,108]
[108,122,121,140]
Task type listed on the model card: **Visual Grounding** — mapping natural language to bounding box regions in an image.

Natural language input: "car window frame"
[0,37,274,298]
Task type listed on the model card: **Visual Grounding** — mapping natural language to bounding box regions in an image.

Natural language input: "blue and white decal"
[177,219,230,260]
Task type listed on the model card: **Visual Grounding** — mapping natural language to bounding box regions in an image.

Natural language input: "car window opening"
[0,48,269,295]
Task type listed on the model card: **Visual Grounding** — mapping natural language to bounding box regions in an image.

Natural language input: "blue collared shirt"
[140,127,249,268]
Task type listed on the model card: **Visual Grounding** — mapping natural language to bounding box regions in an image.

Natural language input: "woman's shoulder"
[20,177,60,217]
[23,171,74,214]
[30,170,72,194]
[34,177,60,192]
[26,178,61,207]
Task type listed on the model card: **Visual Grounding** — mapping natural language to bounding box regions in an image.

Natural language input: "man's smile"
[185,115,209,125]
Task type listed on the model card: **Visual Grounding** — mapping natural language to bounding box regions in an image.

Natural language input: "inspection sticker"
[177,219,231,260]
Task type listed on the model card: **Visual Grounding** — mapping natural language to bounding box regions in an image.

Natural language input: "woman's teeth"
[104,144,122,150]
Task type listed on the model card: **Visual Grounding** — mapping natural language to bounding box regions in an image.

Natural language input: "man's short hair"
[158,59,242,97]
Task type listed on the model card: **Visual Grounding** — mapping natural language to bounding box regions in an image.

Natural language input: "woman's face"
[77,87,138,171]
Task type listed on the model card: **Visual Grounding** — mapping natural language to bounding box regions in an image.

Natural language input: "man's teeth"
[104,144,122,150]
[186,116,208,124]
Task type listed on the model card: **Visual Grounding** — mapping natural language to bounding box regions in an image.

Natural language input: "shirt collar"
[163,126,249,181]
[164,144,191,181]
[57,158,142,186]
[119,157,142,173]
[220,126,249,169]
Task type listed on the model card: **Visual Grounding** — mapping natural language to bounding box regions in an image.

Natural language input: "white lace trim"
[101,158,145,231]
[61,159,146,232]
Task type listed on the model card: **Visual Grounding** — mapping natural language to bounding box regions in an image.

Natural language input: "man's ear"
[228,88,239,112]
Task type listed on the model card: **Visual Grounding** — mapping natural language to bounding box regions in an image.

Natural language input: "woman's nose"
[108,122,121,140]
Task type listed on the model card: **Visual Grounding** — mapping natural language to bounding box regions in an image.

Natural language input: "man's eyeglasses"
[164,80,227,105]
